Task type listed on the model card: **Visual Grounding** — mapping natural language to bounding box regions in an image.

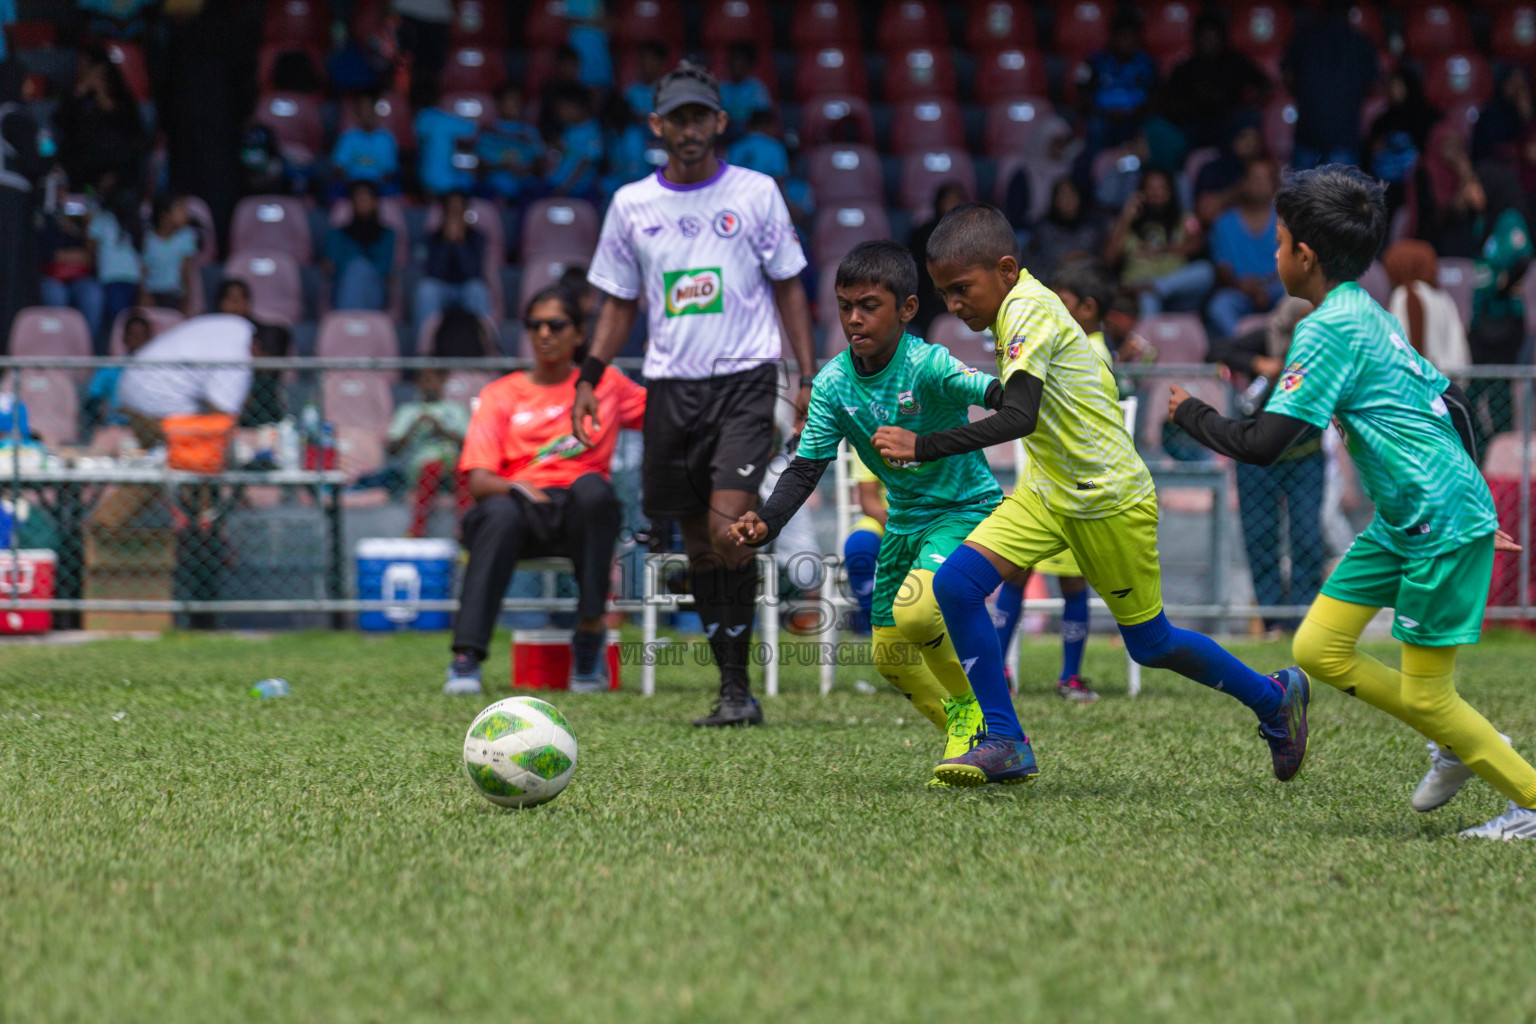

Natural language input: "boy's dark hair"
[836,240,919,302]
[1050,262,1115,321]
[1274,165,1387,283]
[216,278,250,305]
[924,203,1016,269]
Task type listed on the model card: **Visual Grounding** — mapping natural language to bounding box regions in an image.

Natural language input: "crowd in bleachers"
[2,0,1535,459]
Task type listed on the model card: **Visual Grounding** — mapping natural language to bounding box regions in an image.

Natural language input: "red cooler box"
[0,549,56,634]
[511,629,622,690]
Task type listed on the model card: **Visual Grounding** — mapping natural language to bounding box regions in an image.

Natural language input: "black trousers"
[452,474,623,658]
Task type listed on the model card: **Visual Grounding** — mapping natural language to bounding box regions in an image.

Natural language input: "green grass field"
[3,628,1536,1024]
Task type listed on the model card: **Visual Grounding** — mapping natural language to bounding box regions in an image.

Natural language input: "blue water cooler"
[355,538,458,631]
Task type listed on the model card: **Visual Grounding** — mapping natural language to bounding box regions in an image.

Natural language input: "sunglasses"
[524,317,574,334]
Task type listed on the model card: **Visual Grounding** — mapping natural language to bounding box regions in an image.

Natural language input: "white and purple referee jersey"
[587,162,808,381]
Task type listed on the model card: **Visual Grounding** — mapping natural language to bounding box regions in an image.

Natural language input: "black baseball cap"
[653,62,722,116]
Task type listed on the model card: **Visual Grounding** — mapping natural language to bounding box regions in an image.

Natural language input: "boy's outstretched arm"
[1168,385,1315,466]
[871,373,1043,462]
[729,456,833,547]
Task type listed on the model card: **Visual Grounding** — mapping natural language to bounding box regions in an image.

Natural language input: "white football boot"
[1411,733,1511,812]
[1459,802,1536,841]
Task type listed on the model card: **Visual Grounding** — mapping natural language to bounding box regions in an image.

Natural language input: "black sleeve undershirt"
[1172,400,1317,466]
[1441,380,1479,462]
[913,372,1043,462]
[753,456,832,545]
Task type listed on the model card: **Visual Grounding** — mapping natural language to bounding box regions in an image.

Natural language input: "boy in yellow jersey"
[1171,166,1536,840]
[872,203,1308,787]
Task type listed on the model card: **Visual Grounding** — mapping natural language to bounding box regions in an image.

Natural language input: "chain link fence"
[2,355,1534,636]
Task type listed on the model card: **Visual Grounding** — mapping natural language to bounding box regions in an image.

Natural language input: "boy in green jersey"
[729,241,1003,782]
[1171,165,1536,841]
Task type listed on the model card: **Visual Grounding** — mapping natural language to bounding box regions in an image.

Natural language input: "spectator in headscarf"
[1000,114,1081,228]
[1381,239,1468,373]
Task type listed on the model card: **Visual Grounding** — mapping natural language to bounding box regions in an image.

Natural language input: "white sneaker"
[1411,733,1512,812]
[1459,801,1536,841]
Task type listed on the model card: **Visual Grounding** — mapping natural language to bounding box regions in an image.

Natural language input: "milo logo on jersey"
[535,435,585,461]
[663,268,724,317]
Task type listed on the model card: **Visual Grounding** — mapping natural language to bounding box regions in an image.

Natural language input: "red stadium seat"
[974,48,1049,104]
[523,0,570,47]
[797,95,877,147]
[1425,53,1494,111]
[811,203,893,269]
[1404,4,1472,59]
[1437,258,1476,328]
[897,149,977,218]
[454,0,509,45]
[703,0,773,49]
[442,91,497,127]
[517,257,582,323]
[614,0,684,49]
[231,196,313,263]
[796,46,868,100]
[264,0,327,46]
[1347,3,1385,50]
[104,41,150,103]
[1227,3,1292,67]
[883,47,958,102]
[791,0,861,48]
[1138,314,1208,364]
[225,250,304,326]
[965,0,1037,54]
[316,311,397,360]
[520,198,602,263]
[877,0,948,51]
[109,307,184,358]
[441,46,505,93]
[1144,0,1195,69]
[337,91,415,150]
[1263,93,1297,163]
[805,144,884,202]
[926,314,995,369]
[1053,0,1110,65]
[323,370,394,434]
[984,97,1052,155]
[8,308,92,383]
[1492,4,1536,63]
[256,92,325,163]
[890,97,964,153]
[13,370,79,447]
[183,196,220,267]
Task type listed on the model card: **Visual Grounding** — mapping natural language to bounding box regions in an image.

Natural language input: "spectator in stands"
[412,78,477,197]
[541,82,603,201]
[237,121,292,197]
[332,92,400,191]
[323,180,395,312]
[719,43,772,133]
[1421,125,1491,260]
[1472,67,1534,178]
[0,59,41,351]
[1164,14,1271,151]
[38,198,105,352]
[54,46,145,192]
[1281,0,1379,171]
[83,311,153,432]
[327,20,391,94]
[414,192,491,340]
[1021,178,1106,283]
[1364,67,1439,224]
[624,41,668,119]
[1382,239,1468,373]
[478,84,545,205]
[1193,111,1265,225]
[1002,114,1082,228]
[537,48,586,142]
[1081,12,1159,156]
[1206,158,1282,338]
[87,190,143,345]
[446,285,647,696]
[726,110,811,220]
[140,195,198,313]
[565,0,614,89]
[909,182,969,334]
[217,279,289,427]
[1206,296,1324,634]
[1466,209,1534,455]
[394,0,452,87]
[388,365,471,538]
[598,90,653,199]
[1103,167,1213,317]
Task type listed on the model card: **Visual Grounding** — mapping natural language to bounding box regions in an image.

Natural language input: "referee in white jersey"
[574,62,817,726]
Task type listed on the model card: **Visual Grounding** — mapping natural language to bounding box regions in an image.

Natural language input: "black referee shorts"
[642,362,779,521]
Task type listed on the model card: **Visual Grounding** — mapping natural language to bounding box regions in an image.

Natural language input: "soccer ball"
[462,696,578,807]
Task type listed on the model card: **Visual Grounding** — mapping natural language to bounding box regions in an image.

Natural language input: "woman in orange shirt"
[445,286,647,695]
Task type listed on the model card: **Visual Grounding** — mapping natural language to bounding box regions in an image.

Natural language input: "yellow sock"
[892,569,975,699]
[872,625,948,731]
[1295,596,1536,808]
[1399,645,1536,809]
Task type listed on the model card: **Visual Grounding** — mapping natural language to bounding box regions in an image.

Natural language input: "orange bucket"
[162,414,236,473]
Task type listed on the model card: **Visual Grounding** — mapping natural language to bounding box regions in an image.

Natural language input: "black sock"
[715,562,759,694]
[571,628,604,676]
[691,563,750,693]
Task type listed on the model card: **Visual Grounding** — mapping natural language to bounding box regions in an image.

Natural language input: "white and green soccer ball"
[462,696,578,808]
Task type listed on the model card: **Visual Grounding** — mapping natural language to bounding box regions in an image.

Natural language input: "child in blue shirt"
[543,84,602,201]
[412,80,477,196]
[140,194,198,312]
[719,42,772,135]
[332,92,400,190]
[477,84,545,204]
[623,41,668,119]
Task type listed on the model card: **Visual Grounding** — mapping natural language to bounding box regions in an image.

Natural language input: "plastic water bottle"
[276,418,300,469]
[250,677,291,698]
[1237,376,1271,417]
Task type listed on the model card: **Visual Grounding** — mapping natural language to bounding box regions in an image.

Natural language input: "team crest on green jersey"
[897,389,921,415]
